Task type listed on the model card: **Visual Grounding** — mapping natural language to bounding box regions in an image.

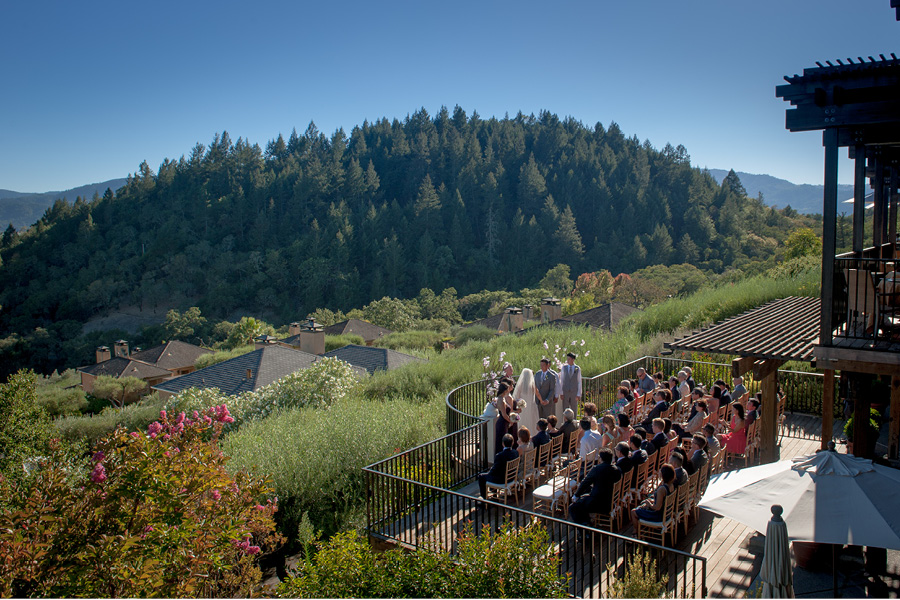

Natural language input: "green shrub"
[34,370,87,417]
[374,329,444,351]
[325,334,364,352]
[0,410,282,598]
[453,325,496,346]
[54,394,166,445]
[607,551,670,599]
[0,370,52,482]
[277,521,567,598]
[195,344,254,369]
[223,395,442,537]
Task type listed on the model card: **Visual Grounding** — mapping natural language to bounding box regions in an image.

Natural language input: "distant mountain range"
[0,178,127,230]
[707,169,853,215]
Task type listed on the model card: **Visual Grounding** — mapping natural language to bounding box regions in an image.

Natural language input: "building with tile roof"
[130,340,213,376]
[322,344,425,375]
[516,302,640,335]
[323,319,393,344]
[77,357,172,395]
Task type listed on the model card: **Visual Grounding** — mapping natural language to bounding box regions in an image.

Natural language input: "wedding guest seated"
[668,450,689,487]
[663,417,678,440]
[546,414,559,435]
[689,434,708,474]
[732,375,747,402]
[721,402,748,454]
[672,399,708,439]
[641,389,671,430]
[552,408,578,451]
[745,399,760,426]
[634,426,656,455]
[668,376,682,402]
[614,442,633,477]
[532,418,552,452]
[609,385,632,415]
[703,424,721,457]
[713,379,733,406]
[683,366,696,391]
[478,434,517,499]
[616,413,635,444]
[650,418,668,451]
[631,464,676,529]
[600,415,619,449]
[628,435,648,465]
[578,417,602,462]
[677,370,691,401]
[583,402,599,430]
[569,448,621,525]
[654,371,665,389]
[517,427,533,457]
[636,367,656,395]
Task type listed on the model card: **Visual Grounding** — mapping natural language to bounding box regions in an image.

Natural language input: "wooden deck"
[375,412,846,598]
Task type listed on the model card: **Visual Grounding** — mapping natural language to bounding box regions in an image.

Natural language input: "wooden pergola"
[666,296,827,463]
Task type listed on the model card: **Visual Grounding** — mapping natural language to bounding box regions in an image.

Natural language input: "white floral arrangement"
[516,398,527,411]
[510,412,520,422]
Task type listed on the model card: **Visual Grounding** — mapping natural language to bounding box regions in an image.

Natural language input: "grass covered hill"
[0,108,821,376]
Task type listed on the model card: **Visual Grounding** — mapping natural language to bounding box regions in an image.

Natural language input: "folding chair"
[485,456,521,505]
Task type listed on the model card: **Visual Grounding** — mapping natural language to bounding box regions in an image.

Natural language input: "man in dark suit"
[569,448,621,525]
[640,389,671,430]
[713,379,733,406]
[535,359,559,420]
[651,418,668,452]
[614,442,633,478]
[634,427,656,456]
[532,418,552,465]
[551,408,578,451]
[669,451,689,488]
[628,435,648,466]
[478,434,518,499]
[689,434,709,474]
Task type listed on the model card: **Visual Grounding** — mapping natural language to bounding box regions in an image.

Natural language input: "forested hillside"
[0,108,818,374]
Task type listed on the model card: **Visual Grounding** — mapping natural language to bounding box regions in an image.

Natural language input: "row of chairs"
[484,431,579,505]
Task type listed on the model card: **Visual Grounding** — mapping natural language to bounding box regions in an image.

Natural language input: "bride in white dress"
[513,368,539,434]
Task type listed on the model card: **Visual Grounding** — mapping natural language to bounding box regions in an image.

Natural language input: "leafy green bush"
[54,394,166,445]
[34,369,87,417]
[453,324,497,346]
[0,409,282,598]
[0,370,52,482]
[167,357,359,427]
[607,552,670,599]
[223,395,442,537]
[374,329,444,351]
[325,333,365,352]
[277,522,567,598]
[195,344,254,369]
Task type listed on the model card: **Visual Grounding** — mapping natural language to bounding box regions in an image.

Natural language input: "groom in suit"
[559,352,582,415]
[535,358,558,420]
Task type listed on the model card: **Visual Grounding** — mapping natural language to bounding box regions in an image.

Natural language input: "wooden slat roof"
[666,296,820,362]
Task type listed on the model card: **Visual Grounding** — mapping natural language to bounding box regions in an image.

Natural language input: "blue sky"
[0,0,896,192]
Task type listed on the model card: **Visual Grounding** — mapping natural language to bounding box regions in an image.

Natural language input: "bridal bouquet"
[510,412,520,422]
[516,398,527,411]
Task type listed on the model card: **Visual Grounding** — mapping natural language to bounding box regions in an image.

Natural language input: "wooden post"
[854,143,867,253]
[891,376,900,460]
[821,129,839,343]
[851,374,872,458]
[760,365,779,463]
[822,369,835,450]
[874,152,885,250]
[890,161,898,245]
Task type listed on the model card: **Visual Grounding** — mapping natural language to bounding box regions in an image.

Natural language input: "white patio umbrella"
[758,505,794,598]
[699,451,900,549]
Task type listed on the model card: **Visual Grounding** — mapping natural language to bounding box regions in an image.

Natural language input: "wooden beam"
[732,356,757,378]
[821,128,839,344]
[785,100,900,132]
[753,359,784,381]
[874,152,886,249]
[851,374,872,458]
[822,369,835,450]
[854,143,867,253]
[814,344,900,370]
[891,162,899,245]
[891,376,900,460]
[759,369,779,463]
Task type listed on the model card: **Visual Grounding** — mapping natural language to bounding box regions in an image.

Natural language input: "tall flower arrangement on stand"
[541,339,590,370]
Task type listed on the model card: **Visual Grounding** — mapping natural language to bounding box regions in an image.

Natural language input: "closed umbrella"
[758,505,794,598]
[699,451,900,548]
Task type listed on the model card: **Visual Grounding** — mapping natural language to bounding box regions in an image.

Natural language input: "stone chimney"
[540,298,562,324]
[502,307,524,333]
[113,340,129,358]
[254,335,277,349]
[289,321,302,336]
[95,346,111,363]
[523,304,534,321]
[299,317,325,355]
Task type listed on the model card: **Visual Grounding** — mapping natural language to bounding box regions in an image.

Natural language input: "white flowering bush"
[166,358,359,430]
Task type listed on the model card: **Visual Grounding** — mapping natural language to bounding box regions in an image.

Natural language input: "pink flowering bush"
[0,405,282,598]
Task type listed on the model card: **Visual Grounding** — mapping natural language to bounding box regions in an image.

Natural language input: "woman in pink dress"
[720,402,747,454]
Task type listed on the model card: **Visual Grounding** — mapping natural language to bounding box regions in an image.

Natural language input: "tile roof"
[78,357,171,380]
[152,345,321,396]
[515,303,640,335]
[130,340,213,371]
[322,344,425,375]
[323,319,393,342]
[461,312,506,331]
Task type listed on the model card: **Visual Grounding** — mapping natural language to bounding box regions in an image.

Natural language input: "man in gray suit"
[559,352,582,415]
[534,358,558,420]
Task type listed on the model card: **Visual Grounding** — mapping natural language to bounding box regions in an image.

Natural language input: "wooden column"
[759,364,780,464]
[874,152,885,250]
[890,162,899,245]
[822,369,835,450]
[853,143,867,253]
[891,376,900,460]
[851,374,872,458]
[821,129,839,343]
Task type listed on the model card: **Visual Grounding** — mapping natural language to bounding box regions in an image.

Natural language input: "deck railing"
[831,254,900,347]
[446,356,841,432]
[364,420,707,598]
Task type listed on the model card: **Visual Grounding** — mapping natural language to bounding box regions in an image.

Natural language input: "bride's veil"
[513,368,535,400]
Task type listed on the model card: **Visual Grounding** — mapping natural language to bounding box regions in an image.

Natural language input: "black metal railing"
[832,254,900,347]
[364,425,707,598]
